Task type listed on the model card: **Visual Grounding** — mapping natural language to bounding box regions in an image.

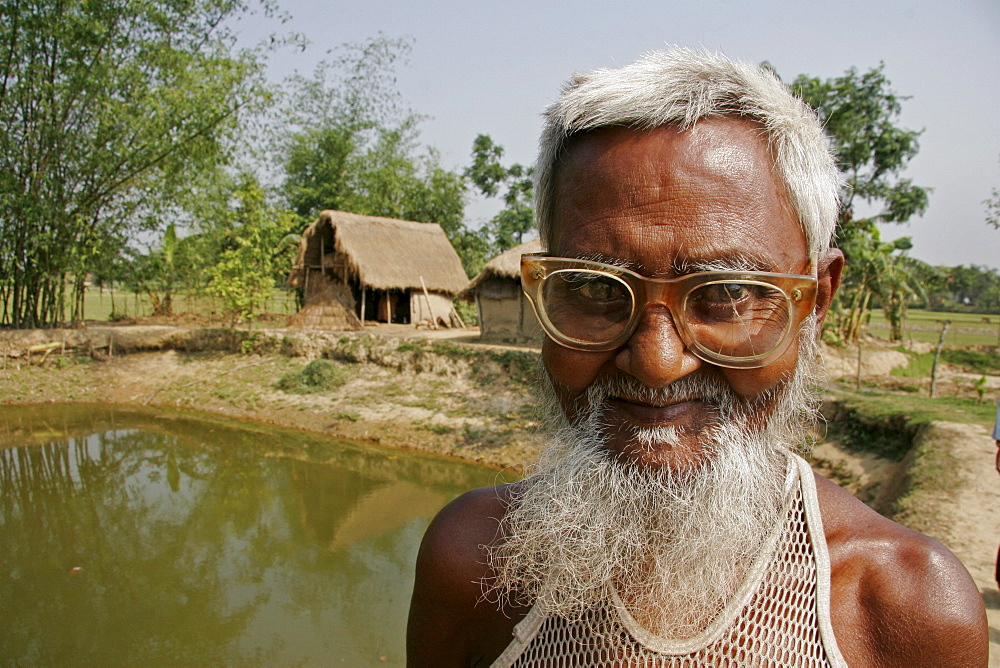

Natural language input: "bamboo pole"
[856,340,863,390]
[929,320,950,398]
[419,277,437,329]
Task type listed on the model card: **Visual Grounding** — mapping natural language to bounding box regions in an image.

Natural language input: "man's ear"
[814,248,844,328]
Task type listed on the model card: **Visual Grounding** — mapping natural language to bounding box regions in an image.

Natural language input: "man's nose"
[614,306,702,388]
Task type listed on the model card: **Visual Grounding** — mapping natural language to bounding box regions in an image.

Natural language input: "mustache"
[581,371,739,418]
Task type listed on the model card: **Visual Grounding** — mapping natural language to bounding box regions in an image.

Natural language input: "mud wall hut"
[288,210,469,329]
[458,238,543,342]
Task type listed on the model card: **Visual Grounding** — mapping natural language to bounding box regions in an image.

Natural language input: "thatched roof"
[290,210,469,293]
[458,238,543,299]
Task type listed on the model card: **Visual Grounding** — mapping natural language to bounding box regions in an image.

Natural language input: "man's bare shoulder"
[417,483,515,583]
[407,483,523,667]
[814,473,988,666]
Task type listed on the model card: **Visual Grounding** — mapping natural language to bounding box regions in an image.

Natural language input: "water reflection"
[0,404,499,666]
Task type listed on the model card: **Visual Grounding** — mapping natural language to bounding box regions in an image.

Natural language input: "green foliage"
[465,134,536,252]
[974,375,988,403]
[985,154,1000,231]
[275,360,347,394]
[278,35,467,232]
[941,349,1000,375]
[791,64,928,227]
[832,385,998,432]
[791,65,930,344]
[893,347,999,379]
[987,189,1000,230]
[0,0,270,328]
[203,175,299,324]
[927,264,1000,313]
[453,298,479,326]
[829,224,927,342]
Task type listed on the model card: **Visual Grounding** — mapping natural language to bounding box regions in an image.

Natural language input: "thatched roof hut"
[288,210,469,329]
[459,238,543,342]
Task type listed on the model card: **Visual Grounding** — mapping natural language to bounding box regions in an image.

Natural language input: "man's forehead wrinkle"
[565,247,778,276]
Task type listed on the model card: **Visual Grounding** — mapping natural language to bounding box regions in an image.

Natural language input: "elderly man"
[407,49,987,667]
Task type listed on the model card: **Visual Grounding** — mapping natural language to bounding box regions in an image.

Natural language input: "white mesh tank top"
[491,455,847,667]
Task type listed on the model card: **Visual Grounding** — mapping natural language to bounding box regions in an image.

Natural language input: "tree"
[987,191,1000,230]
[278,36,466,231]
[204,174,299,325]
[465,134,536,252]
[986,154,1000,230]
[791,65,930,343]
[831,224,927,342]
[940,265,1000,314]
[791,64,929,234]
[0,0,271,328]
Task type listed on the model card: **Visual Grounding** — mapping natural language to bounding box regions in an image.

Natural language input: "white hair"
[535,47,841,256]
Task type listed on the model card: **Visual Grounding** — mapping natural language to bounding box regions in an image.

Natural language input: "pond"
[0,404,501,666]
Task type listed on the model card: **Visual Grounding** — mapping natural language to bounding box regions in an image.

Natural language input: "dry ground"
[2,322,999,662]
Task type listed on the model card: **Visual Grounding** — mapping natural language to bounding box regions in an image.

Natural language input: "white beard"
[484,322,821,639]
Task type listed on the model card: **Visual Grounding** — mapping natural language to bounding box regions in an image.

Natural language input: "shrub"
[276,360,347,394]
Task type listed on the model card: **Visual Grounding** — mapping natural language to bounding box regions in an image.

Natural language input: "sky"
[236,0,1000,270]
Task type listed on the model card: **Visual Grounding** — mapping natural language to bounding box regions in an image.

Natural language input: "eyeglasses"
[521,253,818,369]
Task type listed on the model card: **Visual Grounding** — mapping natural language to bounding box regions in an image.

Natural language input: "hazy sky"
[238,0,1000,269]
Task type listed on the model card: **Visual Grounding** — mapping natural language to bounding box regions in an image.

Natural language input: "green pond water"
[0,404,500,666]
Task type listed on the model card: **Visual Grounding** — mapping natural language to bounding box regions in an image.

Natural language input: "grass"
[402,396,445,411]
[67,287,299,322]
[417,423,454,435]
[823,383,985,530]
[835,383,996,428]
[867,309,999,347]
[891,347,1000,379]
[275,359,348,394]
[885,430,963,533]
[429,341,480,359]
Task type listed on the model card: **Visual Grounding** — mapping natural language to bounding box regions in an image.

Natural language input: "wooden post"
[451,306,466,329]
[929,320,950,398]
[360,287,366,324]
[856,340,863,390]
[419,277,437,329]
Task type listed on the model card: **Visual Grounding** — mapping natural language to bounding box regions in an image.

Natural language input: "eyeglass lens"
[540,269,791,359]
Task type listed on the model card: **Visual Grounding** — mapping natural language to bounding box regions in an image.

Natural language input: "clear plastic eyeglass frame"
[520,252,818,369]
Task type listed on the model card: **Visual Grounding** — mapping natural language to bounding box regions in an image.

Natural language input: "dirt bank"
[2,324,999,660]
[1,328,548,470]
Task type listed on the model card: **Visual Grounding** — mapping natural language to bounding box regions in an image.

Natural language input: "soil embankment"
[2,323,999,660]
[1,326,548,470]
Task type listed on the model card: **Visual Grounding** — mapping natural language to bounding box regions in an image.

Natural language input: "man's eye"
[696,283,753,304]
[571,276,623,301]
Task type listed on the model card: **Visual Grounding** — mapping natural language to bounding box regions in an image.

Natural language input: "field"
[866,309,999,347]
[78,287,299,322]
[35,292,1000,348]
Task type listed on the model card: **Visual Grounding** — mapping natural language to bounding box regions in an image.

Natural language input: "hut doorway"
[390,290,410,324]
[355,287,411,324]
[377,290,411,324]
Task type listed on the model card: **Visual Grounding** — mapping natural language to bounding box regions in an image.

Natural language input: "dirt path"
[905,421,1000,664]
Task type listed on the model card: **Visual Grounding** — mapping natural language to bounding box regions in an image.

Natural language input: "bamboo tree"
[0,0,272,327]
